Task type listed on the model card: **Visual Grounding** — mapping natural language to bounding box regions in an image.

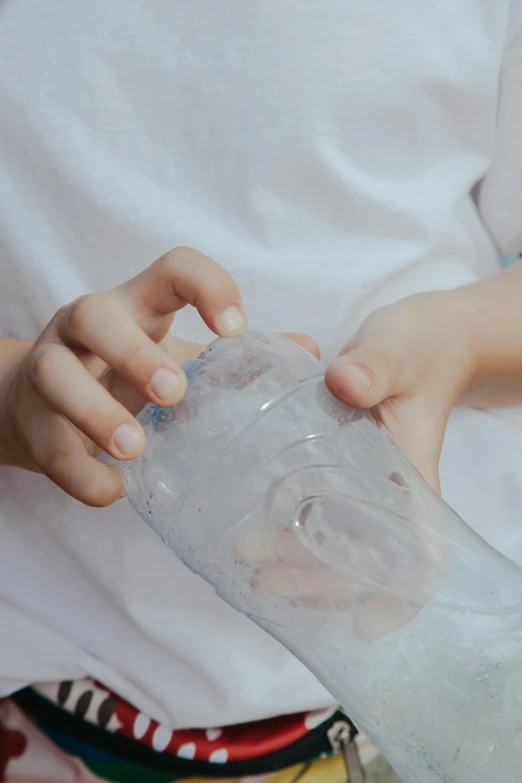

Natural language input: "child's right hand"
[0,248,248,507]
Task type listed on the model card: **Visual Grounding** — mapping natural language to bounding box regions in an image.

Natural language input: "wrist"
[404,288,478,401]
[438,287,482,392]
[446,263,522,407]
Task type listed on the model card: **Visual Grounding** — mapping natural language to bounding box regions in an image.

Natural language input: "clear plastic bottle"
[121,331,522,783]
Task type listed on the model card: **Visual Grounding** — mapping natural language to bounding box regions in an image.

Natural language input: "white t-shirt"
[0,0,521,729]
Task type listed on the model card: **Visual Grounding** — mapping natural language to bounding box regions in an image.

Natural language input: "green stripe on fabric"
[86,760,185,782]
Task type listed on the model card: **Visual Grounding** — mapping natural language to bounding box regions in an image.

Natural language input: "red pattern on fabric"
[0,722,27,781]
[114,697,311,762]
[33,679,335,766]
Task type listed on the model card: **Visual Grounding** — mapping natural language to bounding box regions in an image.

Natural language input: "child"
[0,0,521,780]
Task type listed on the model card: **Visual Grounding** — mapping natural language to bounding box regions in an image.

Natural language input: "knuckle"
[154,248,240,311]
[82,472,121,508]
[157,246,195,274]
[206,272,238,298]
[83,486,118,508]
[53,304,70,329]
[193,271,240,311]
[87,406,130,445]
[366,348,400,389]
[29,343,61,388]
[44,446,73,481]
[366,348,391,374]
[62,293,107,339]
[357,350,388,380]
[43,448,119,507]
[116,338,149,373]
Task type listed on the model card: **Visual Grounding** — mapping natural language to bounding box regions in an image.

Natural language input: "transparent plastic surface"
[121,331,522,783]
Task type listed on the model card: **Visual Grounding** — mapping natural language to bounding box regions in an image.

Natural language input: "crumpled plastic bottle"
[121,331,522,783]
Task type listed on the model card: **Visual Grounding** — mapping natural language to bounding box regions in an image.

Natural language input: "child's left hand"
[325,292,474,492]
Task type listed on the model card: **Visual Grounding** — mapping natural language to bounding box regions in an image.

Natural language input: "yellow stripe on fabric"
[181,752,347,783]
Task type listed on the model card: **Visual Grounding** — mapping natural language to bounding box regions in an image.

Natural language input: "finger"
[116,247,248,337]
[108,333,318,416]
[279,332,321,359]
[31,342,145,460]
[326,344,402,409]
[236,530,318,568]
[252,563,420,640]
[377,396,443,492]
[54,294,187,406]
[235,532,279,566]
[161,335,207,364]
[353,594,421,642]
[106,335,208,417]
[325,302,422,410]
[252,563,353,610]
[24,404,122,506]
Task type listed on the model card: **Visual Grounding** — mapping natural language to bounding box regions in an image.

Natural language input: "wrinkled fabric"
[0,0,521,729]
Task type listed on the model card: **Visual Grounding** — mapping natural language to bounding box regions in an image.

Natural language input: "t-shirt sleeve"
[477,0,522,257]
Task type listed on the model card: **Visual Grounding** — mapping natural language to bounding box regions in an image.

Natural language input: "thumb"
[327,345,443,492]
[279,332,321,360]
[325,342,405,409]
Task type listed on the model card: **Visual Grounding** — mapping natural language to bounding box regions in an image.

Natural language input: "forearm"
[0,337,32,465]
[451,260,522,407]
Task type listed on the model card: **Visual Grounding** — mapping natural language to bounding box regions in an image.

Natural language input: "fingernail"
[217,305,245,335]
[343,364,372,390]
[151,368,182,401]
[113,423,143,456]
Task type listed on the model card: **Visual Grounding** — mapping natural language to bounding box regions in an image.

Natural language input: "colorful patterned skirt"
[0,678,366,782]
